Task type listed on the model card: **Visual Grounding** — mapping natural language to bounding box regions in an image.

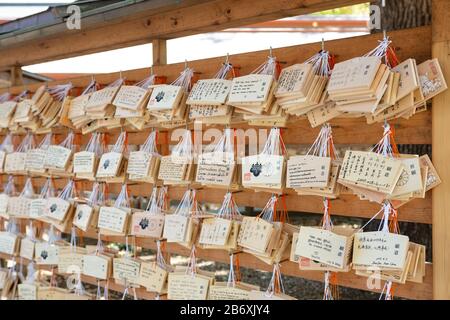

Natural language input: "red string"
[328,54,336,71]
[278,129,287,156]
[275,61,282,80]
[123,132,129,154]
[235,254,241,283]
[386,46,399,68]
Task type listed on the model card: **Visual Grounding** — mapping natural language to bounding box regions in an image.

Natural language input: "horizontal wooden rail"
[1,26,431,96]
[0,108,432,145]
[0,0,369,69]
[1,175,432,224]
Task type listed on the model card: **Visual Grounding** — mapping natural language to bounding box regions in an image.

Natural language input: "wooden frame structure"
[0,0,448,300]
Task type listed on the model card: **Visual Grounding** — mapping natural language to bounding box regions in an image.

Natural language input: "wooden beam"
[431,0,450,300]
[0,0,369,69]
[1,175,432,224]
[0,107,431,145]
[1,25,431,95]
[152,39,167,66]
[10,66,23,87]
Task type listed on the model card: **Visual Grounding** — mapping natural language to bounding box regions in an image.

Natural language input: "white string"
[96,280,110,300]
[185,245,197,277]
[114,184,130,209]
[157,186,168,211]
[322,198,333,231]
[107,78,124,88]
[171,129,193,160]
[364,35,393,68]
[0,92,11,103]
[6,217,18,234]
[70,226,77,252]
[171,67,195,92]
[371,122,394,158]
[304,50,331,77]
[38,133,52,150]
[16,132,34,153]
[82,79,97,95]
[19,177,35,198]
[217,192,242,220]
[306,123,338,159]
[17,258,25,283]
[96,281,103,300]
[95,232,104,254]
[121,279,138,300]
[88,182,104,207]
[214,63,233,80]
[135,74,156,89]
[85,132,105,156]
[227,254,236,287]
[260,195,278,223]
[378,202,393,233]
[0,133,13,152]
[40,178,55,199]
[104,281,109,300]
[358,204,386,232]
[174,189,193,217]
[261,127,285,156]
[379,281,393,300]
[112,131,127,153]
[251,56,278,78]
[24,262,37,285]
[205,128,234,155]
[26,221,36,241]
[13,90,29,102]
[74,275,85,296]
[124,235,133,258]
[47,224,59,245]
[145,187,159,213]
[323,271,334,300]
[140,130,160,156]
[47,83,73,101]
[57,179,75,201]
[156,240,167,269]
[3,175,16,196]
[59,131,75,151]
[265,263,285,297]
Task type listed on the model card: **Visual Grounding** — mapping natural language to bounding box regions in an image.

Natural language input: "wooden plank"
[0,0,368,69]
[167,186,432,224]
[152,39,167,66]
[1,26,431,96]
[10,66,23,87]
[1,175,432,224]
[0,108,432,145]
[431,0,450,300]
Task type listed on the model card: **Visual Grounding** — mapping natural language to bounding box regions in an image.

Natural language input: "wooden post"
[432,0,450,300]
[152,39,167,66]
[10,65,23,86]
